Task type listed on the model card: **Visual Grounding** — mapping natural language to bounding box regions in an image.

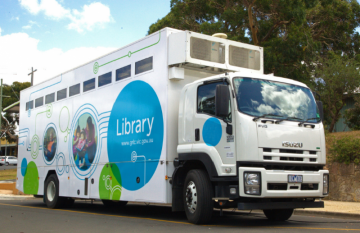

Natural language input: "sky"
[0,1,359,86]
[0,0,171,85]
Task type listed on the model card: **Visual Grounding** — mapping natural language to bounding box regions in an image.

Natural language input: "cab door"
[193,81,236,168]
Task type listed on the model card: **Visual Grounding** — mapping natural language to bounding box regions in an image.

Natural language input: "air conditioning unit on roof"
[168,30,263,74]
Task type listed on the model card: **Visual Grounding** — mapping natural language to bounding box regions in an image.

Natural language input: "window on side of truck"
[35,97,44,108]
[26,100,34,110]
[45,93,55,104]
[83,78,95,92]
[57,88,67,101]
[98,72,112,87]
[69,84,80,97]
[197,82,231,121]
[116,65,131,81]
[135,57,153,75]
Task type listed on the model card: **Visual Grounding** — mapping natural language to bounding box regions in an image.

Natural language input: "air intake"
[190,37,225,64]
[229,45,260,70]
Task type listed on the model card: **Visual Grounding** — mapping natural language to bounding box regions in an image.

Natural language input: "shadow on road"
[14,199,360,228]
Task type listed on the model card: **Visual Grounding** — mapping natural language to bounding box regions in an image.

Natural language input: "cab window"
[197,82,231,121]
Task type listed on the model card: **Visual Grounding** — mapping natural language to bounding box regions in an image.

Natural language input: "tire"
[6,162,9,166]
[183,169,213,224]
[44,174,65,209]
[102,200,128,208]
[263,209,294,221]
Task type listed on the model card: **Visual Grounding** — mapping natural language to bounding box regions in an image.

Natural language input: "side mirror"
[316,101,324,121]
[215,84,230,118]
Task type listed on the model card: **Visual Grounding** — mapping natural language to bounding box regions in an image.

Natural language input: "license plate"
[288,175,303,183]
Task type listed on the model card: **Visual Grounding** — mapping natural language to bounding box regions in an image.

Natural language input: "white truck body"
[16,27,328,223]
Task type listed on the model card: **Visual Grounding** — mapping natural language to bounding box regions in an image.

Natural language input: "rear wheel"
[44,174,65,209]
[263,209,294,221]
[183,169,213,224]
[102,200,128,208]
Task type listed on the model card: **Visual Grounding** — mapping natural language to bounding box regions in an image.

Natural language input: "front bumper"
[239,167,329,198]
[238,201,324,210]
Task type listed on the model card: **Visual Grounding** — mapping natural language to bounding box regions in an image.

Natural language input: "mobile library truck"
[17,27,329,224]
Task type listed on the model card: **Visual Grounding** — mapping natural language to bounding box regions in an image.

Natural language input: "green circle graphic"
[31,135,40,159]
[46,104,53,118]
[23,161,39,194]
[93,62,99,74]
[99,163,122,200]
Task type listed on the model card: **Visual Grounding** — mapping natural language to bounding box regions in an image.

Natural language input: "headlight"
[323,174,329,195]
[244,172,261,195]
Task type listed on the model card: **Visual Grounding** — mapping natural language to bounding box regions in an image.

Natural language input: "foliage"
[148,0,360,83]
[1,82,31,143]
[330,136,360,165]
[2,82,31,109]
[344,95,360,130]
[312,55,360,133]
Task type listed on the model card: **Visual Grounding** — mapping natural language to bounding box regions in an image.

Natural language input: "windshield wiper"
[275,116,303,124]
[298,117,319,126]
[253,114,284,122]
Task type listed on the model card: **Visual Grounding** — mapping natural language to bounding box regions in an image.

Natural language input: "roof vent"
[212,33,227,39]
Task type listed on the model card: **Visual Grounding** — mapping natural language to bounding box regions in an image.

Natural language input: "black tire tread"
[184,169,213,224]
[44,174,65,209]
[263,209,294,221]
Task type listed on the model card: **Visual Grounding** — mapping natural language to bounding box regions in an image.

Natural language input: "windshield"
[233,77,320,123]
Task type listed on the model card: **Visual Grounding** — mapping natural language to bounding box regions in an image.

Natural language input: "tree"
[148,0,360,83]
[1,82,31,143]
[312,55,360,133]
[344,95,360,130]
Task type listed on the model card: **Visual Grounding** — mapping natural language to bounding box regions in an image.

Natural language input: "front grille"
[237,162,324,171]
[263,156,272,160]
[268,183,287,190]
[279,149,303,154]
[301,183,319,190]
[267,183,319,191]
[280,157,303,161]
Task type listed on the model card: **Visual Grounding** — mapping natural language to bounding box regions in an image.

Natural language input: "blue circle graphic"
[202,118,222,146]
[107,81,164,191]
[21,158,27,176]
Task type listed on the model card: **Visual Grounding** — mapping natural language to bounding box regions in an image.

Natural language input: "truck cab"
[172,71,329,224]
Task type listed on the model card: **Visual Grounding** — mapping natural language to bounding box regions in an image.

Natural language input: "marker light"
[323,174,329,195]
[244,172,261,195]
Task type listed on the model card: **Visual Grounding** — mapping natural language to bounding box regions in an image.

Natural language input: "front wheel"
[6,162,9,166]
[183,169,213,224]
[44,174,64,209]
[263,209,294,221]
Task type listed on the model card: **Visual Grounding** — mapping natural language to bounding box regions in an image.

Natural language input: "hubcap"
[47,181,56,202]
[185,181,197,213]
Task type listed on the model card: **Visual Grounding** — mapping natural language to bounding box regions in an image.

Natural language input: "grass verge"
[0,168,17,181]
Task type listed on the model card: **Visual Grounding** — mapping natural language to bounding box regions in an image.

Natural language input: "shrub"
[330,136,360,164]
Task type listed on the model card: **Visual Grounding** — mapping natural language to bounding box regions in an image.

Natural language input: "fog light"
[323,174,329,195]
[230,187,236,195]
[244,172,261,195]
[225,167,232,173]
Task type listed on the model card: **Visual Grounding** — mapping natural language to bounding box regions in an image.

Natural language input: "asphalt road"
[0,199,359,233]
[0,165,17,171]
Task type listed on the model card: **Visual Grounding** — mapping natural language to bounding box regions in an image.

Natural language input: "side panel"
[17,29,169,203]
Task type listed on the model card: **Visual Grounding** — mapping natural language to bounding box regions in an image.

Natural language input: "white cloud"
[22,20,39,30]
[0,27,2,36]
[19,0,113,32]
[19,0,70,19]
[0,32,117,85]
[68,2,113,33]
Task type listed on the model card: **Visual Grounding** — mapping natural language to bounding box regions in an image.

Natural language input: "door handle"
[195,128,200,141]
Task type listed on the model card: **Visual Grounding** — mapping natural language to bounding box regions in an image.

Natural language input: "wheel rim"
[47,181,56,202]
[185,181,197,213]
